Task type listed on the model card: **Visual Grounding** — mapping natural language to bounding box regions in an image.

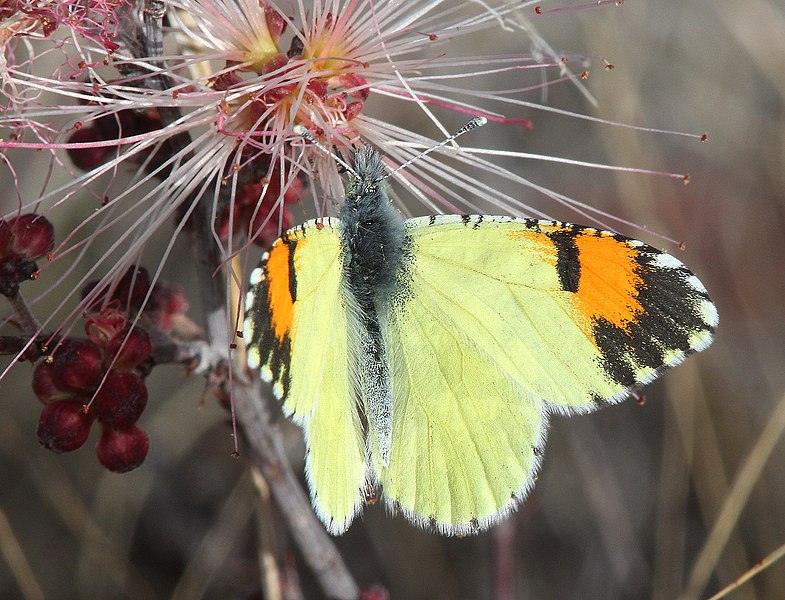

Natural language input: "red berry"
[10,214,55,260]
[66,126,114,170]
[37,400,93,453]
[92,109,141,140]
[97,425,149,472]
[105,326,152,371]
[93,371,148,428]
[114,266,151,309]
[32,361,71,403]
[50,338,104,392]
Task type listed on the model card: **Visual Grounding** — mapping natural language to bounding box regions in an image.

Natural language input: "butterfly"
[242,145,717,536]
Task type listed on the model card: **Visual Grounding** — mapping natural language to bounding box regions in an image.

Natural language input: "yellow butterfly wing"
[374,215,717,532]
[243,219,366,534]
[379,297,545,533]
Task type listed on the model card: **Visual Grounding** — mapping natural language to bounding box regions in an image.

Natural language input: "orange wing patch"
[506,228,559,266]
[265,238,299,343]
[572,232,644,335]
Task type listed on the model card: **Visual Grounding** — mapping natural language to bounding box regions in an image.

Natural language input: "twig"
[186,124,359,600]
[6,292,40,336]
[0,335,52,361]
[706,542,785,600]
[186,186,358,596]
[230,378,358,599]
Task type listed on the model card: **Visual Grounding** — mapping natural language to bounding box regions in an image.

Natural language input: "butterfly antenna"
[384,116,487,180]
[293,124,357,177]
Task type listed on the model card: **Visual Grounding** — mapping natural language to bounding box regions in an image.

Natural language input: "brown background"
[1,1,784,599]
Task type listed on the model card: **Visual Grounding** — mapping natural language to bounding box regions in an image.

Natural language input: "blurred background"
[2,1,785,598]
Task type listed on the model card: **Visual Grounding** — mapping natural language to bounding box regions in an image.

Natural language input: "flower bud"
[67,126,114,170]
[85,307,128,348]
[114,266,151,309]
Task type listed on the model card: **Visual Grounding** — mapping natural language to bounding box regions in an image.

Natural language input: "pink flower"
[2,2,626,331]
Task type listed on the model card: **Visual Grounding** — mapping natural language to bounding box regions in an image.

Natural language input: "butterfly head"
[344,147,388,206]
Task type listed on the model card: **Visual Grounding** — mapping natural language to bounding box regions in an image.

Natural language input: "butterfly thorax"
[339,148,407,311]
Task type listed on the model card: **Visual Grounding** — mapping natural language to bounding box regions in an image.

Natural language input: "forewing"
[243,219,366,534]
[400,216,717,412]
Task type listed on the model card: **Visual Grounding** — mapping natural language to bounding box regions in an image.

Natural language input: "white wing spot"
[244,290,257,309]
[687,274,708,294]
[247,348,260,369]
[250,268,264,285]
[701,300,719,327]
[662,348,684,367]
[243,319,254,340]
[652,253,683,270]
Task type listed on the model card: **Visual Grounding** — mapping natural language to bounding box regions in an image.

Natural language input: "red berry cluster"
[33,266,189,472]
[34,323,151,472]
[0,214,55,297]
